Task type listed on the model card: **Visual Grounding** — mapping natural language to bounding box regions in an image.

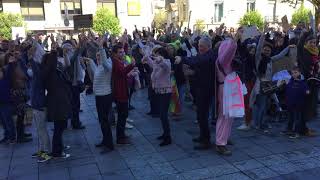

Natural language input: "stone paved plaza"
[2,90,320,180]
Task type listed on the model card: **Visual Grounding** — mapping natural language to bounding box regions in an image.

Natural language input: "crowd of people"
[0,21,319,163]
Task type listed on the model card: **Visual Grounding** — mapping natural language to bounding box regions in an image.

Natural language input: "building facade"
[166,0,315,31]
[0,0,154,34]
[0,0,316,35]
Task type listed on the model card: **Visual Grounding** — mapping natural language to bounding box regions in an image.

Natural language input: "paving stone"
[255,154,289,166]
[290,158,320,170]
[39,168,70,180]
[233,159,264,171]
[207,163,240,177]
[160,148,189,161]
[182,168,213,180]
[193,154,228,167]
[170,158,202,172]
[221,150,251,163]
[240,145,273,158]
[160,173,186,180]
[214,172,252,180]
[102,169,135,180]
[267,162,300,175]
[130,165,159,180]
[69,163,100,179]
[141,153,167,164]
[244,167,279,180]
[150,162,179,176]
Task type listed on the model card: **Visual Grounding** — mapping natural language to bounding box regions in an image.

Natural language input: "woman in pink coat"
[215,39,238,156]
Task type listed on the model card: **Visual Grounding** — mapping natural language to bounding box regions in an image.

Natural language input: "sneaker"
[289,134,300,139]
[53,152,70,159]
[7,139,16,145]
[216,145,232,156]
[64,145,71,150]
[32,151,45,158]
[125,122,133,129]
[38,153,52,163]
[127,118,134,123]
[280,130,293,136]
[237,124,250,131]
[304,130,316,137]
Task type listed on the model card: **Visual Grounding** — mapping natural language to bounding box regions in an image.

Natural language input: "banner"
[127,0,141,16]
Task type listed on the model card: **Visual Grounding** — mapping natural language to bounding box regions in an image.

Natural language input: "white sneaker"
[237,124,250,131]
[127,118,134,123]
[125,122,134,129]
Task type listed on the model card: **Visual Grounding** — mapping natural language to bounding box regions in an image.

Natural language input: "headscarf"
[217,39,237,74]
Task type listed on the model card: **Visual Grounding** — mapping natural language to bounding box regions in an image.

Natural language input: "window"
[214,3,223,22]
[60,0,82,16]
[247,0,255,12]
[0,0,3,12]
[20,1,45,21]
[97,0,116,16]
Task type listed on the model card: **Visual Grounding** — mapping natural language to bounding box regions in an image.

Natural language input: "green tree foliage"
[0,12,24,40]
[239,11,264,30]
[153,10,167,30]
[194,19,206,32]
[291,5,311,25]
[93,7,121,36]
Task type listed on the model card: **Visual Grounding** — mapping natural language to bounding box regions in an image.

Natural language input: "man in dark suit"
[175,37,217,150]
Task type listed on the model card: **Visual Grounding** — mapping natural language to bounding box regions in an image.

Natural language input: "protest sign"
[73,14,93,29]
[241,26,259,42]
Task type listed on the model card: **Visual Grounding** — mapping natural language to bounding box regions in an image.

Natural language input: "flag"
[169,76,181,114]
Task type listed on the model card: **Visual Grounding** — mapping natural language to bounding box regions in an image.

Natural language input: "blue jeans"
[0,104,16,140]
[253,94,268,129]
[178,84,186,112]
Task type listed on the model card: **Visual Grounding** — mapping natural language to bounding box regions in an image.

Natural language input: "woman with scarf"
[215,39,238,156]
[250,34,295,132]
[297,29,319,136]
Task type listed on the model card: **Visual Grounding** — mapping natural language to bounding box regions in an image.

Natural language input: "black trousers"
[116,101,128,139]
[52,120,67,156]
[148,87,159,115]
[196,88,212,142]
[71,86,81,127]
[95,95,113,148]
[16,114,25,140]
[157,93,172,137]
[288,111,305,134]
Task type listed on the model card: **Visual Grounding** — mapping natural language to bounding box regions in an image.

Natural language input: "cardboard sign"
[73,14,93,29]
[11,27,26,40]
[281,15,290,32]
[127,0,141,16]
[241,26,260,42]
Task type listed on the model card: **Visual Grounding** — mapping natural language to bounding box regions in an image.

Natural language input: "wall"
[117,0,154,34]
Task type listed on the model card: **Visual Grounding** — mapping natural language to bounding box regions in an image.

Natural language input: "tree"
[93,7,121,36]
[194,19,205,32]
[0,12,24,40]
[239,11,264,30]
[291,5,311,25]
[153,10,167,30]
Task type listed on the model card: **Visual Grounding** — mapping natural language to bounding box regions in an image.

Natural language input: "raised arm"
[255,34,265,71]
[271,46,290,62]
[99,48,112,72]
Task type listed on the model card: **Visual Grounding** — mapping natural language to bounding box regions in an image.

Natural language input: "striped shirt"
[87,49,112,96]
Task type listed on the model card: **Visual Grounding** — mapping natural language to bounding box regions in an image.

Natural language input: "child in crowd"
[283,67,310,138]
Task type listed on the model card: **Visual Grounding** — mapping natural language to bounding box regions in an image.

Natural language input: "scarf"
[304,45,319,56]
[217,39,237,75]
